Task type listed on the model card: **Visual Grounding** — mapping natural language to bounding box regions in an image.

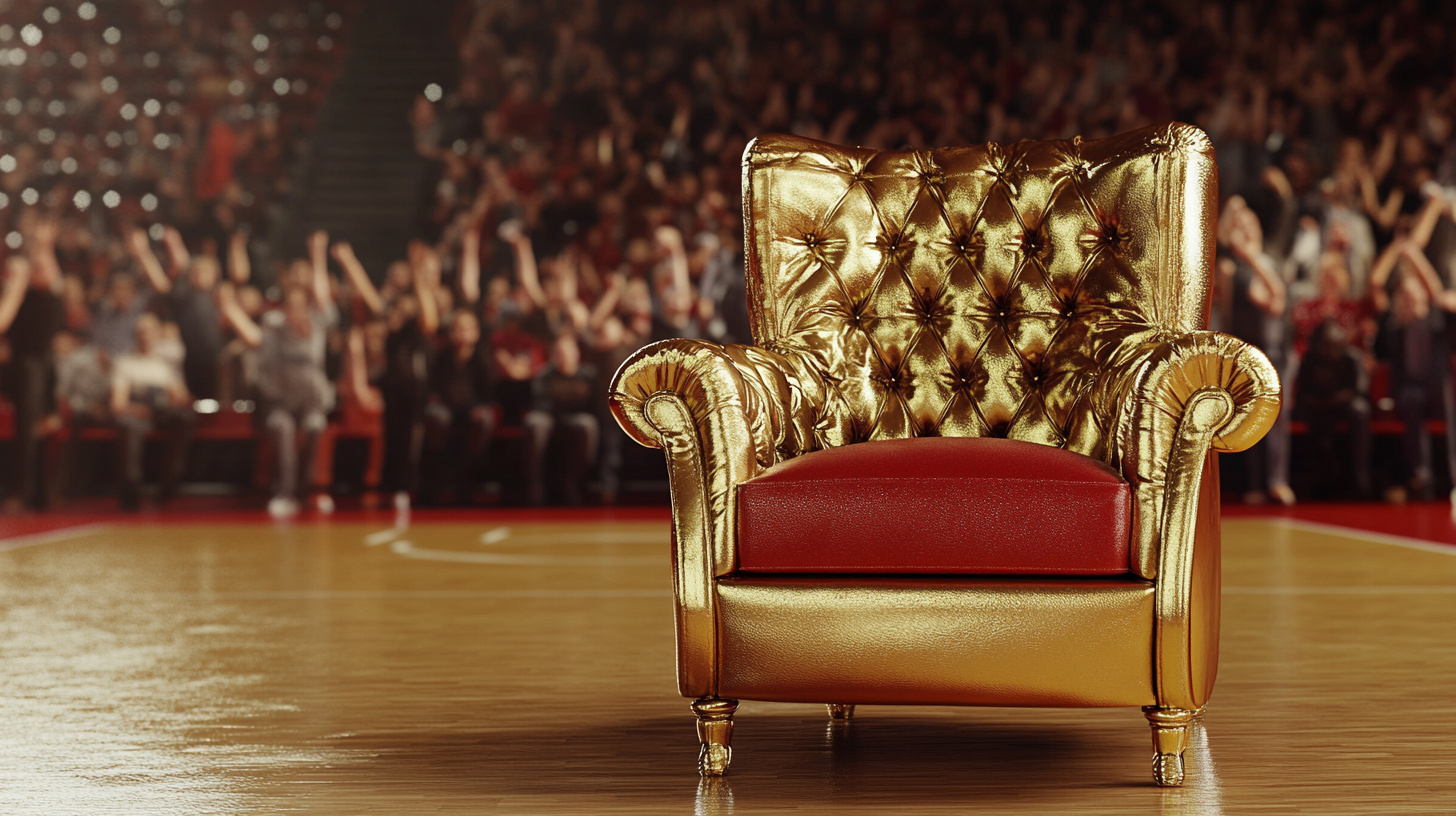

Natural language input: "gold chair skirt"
[716,576,1157,707]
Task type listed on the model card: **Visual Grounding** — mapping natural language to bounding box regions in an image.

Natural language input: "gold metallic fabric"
[716,576,1156,707]
[607,123,1283,711]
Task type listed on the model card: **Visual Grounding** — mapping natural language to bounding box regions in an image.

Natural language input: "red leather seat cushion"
[737,437,1131,575]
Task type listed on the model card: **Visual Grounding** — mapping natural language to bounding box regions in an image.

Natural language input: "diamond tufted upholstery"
[743,127,1199,457]
[608,124,1283,785]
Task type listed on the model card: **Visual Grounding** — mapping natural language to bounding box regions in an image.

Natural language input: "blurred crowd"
[9,0,1456,512]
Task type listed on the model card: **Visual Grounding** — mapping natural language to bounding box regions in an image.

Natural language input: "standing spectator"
[335,237,438,511]
[0,226,65,512]
[110,314,195,510]
[1220,197,1294,505]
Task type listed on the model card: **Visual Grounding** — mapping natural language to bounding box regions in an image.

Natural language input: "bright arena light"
[0,154,14,172]
[73,190,91,210]
[148,223,164,240]
[424,83,442,102]
[42,7,60,24]
[103,27,120,44]
[20,188,38,205]
[20,24,42,46]
[272,77,289,95]
[101,76,118,93]
[228,79,245,96]
[252,34,269,52]
[140,193,158,211]
[143,99,161,117]
[78,3,97,21]
[103,190,120,208]
[5,232,21,249]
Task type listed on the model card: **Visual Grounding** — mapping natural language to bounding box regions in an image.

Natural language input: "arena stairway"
[273,0,459,279]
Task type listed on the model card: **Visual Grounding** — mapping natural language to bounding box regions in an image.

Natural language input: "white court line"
[391,539,658,566]
[363,528,402,546]
[1249,517,1456,557]
[1224,585,1456,595]
[480,526,511,544]
[0,522,112,552]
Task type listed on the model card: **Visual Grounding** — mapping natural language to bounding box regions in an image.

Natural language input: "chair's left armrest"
[1095,330,1282,710]
[1097,330,1281,575]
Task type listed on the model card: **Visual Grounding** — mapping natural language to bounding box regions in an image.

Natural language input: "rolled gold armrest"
[1096,330,1281,710]
[609,338,812,698]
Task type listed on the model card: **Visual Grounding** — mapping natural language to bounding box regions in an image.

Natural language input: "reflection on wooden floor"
[1,512,1454,814]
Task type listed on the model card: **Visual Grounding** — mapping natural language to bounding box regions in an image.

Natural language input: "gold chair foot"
[1143,706,1195,787]
[1152,751,1185,787]
[692,697,738,777]
[826,704,856,720]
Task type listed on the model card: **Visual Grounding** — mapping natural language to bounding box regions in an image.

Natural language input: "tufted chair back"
[742,123,1218,463]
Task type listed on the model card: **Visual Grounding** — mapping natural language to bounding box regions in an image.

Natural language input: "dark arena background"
[1,0,1455,812]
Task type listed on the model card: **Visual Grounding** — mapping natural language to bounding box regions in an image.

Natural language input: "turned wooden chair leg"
[692,697,738,776]
[1143,706,1196,787]
[826,704,856,720]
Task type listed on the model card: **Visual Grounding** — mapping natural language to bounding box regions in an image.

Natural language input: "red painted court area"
[3,501,1452,552]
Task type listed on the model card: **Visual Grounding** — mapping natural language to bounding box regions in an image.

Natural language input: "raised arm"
[161,227,191,279]
[1230,218,1286,316]
[307,230,332,311]
[227,230,251,284]
[502,223,546,309]
[589,271,626,331]
[217,283,262,348]
[1407,190,1448,250]
[458,223,482,305]
[127,229,173,295]
[345,326,383,412]
[409,242,441,336]
[0,259,28,334]
[330,241,384,316]
[655,225,691,298]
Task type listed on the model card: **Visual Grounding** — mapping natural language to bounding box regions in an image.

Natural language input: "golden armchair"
[609,124,1281,786]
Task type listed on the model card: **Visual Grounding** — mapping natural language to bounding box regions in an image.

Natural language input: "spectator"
[527,332,599,506]
[0,222,64,511]
[110,313,194,510]
[1295,320,1373,498]
[221,233,337,519]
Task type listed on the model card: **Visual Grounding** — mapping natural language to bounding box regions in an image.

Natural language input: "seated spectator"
[0,235,64,512]
[110,314,195,510]
[526,332,599,506]
[221,236,338,518]
[54,331,113,425]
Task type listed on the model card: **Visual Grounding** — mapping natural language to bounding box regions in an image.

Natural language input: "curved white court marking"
[390,538,659,566]
[477,526,668,547]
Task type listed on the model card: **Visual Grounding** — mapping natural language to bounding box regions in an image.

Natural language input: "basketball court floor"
[1,504,1454,814]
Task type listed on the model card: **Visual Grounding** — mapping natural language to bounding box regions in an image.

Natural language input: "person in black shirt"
[1,222,66,511]
[424,309,496,504]
[335,236,439,510]
[1294,320,1373,498]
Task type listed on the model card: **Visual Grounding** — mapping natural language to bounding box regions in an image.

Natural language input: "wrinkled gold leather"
[609,124,1281,708]
[717,576,1156,706]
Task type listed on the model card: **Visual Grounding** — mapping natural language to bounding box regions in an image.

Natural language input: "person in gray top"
[221,231,337,518]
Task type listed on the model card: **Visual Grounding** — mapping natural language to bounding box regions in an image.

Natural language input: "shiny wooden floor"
[1,511,1455,814]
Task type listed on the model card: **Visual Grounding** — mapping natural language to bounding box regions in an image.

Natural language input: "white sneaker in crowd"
[314,494,335,515]
[268,496,299,519]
